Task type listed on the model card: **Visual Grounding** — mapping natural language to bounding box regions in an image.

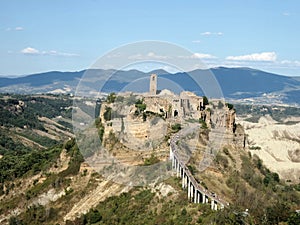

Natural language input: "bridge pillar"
[171,154,175,169]
[169,146,173,161]
[191,185,194,201]
[202,193,206,204]
[177,162,180,177]
[190,183,193,201]
[194,188,198,203]
[187,181,191,199]
[211,199,215,210]
[214,201,218,211]
[173,158,176,171]
[182,173,185,189]
[185,174,188,188]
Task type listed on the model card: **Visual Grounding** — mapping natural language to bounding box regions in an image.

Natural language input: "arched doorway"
[174,110,178,117]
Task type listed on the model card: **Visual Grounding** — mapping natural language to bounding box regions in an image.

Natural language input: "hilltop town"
[98,74,238,151]
[90,74,243,208]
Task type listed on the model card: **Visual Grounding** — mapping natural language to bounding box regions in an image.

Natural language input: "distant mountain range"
[0,67,299,105]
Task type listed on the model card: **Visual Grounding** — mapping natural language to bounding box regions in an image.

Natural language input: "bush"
[103,106,112,121]
[218,101,224,109]
[88,209,102,224]
[288,212,300,225]
[106,92,116,103]
[135,99,147,115]
[199,118,208,129]
[203,96,209,106]
[144,154,159,166]
[226,103,234,110]
[171,123,181,132]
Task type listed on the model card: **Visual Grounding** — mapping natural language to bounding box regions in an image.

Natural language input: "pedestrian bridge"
[169,127,228,210]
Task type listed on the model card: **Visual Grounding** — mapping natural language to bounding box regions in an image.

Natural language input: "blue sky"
[0,0,300,76]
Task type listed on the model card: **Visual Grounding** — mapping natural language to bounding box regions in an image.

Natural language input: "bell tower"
[149,74,157,95]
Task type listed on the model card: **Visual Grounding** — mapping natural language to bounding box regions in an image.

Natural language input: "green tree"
[9,216,22,225]
[103,106,112,121]
[106,92,116,103]
[88,209,102,224]
[144,154,159,166]
[226,103,234,110]
[203,96,209,106]
[218,101,224,109]
[288,212,300,225]
[135,99,146,114]
[171,123,181,132]
[199,118,208,129]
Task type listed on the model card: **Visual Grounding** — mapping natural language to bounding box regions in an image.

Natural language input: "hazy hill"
[0,67,299,105]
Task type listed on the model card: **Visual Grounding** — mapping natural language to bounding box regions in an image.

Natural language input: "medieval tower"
[149,74,157,95]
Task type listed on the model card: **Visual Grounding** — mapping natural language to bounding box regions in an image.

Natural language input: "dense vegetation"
[0,94,75,197]
[0,129,31,156]
[66,180,218,225]
[211,148,300,224]
[3,138,84,224]
[0,144,61,186]
[0,94,72,128]
[0,94,74,150]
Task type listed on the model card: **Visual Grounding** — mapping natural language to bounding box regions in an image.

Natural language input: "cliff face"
[240,116,300,182]
[226,108,236,132]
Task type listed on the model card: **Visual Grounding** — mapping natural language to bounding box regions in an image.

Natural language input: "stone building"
[143,96,171,118]
[145,74,205,120]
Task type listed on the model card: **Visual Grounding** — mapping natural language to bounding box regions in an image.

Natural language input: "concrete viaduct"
[169,129,228,210]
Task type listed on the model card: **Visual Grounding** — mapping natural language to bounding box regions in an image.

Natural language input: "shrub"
[106,92,116,103]
[226,103,234,110]
[171,123,181,132]
[103,106,112,121]
[144,154,160,166]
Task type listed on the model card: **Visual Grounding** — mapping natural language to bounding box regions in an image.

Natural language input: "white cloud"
[201,31,223,36]
[46,50,79,57]
[226,52,277,62]
[192,40,201,43]
[6,26,24,31]
[128,52,168,60]
[20,47,79,57]
[282,12,290,16]
[147,52,168,59]
[177,53,217,60]
[280,60,300,67]
[21,47,39,54]
[128,54,143,60]
[191,53,217,59]
[201,31,212,36]
[15,26,24,31]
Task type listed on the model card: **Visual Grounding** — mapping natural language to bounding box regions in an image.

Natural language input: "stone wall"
[143,96,171,118]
